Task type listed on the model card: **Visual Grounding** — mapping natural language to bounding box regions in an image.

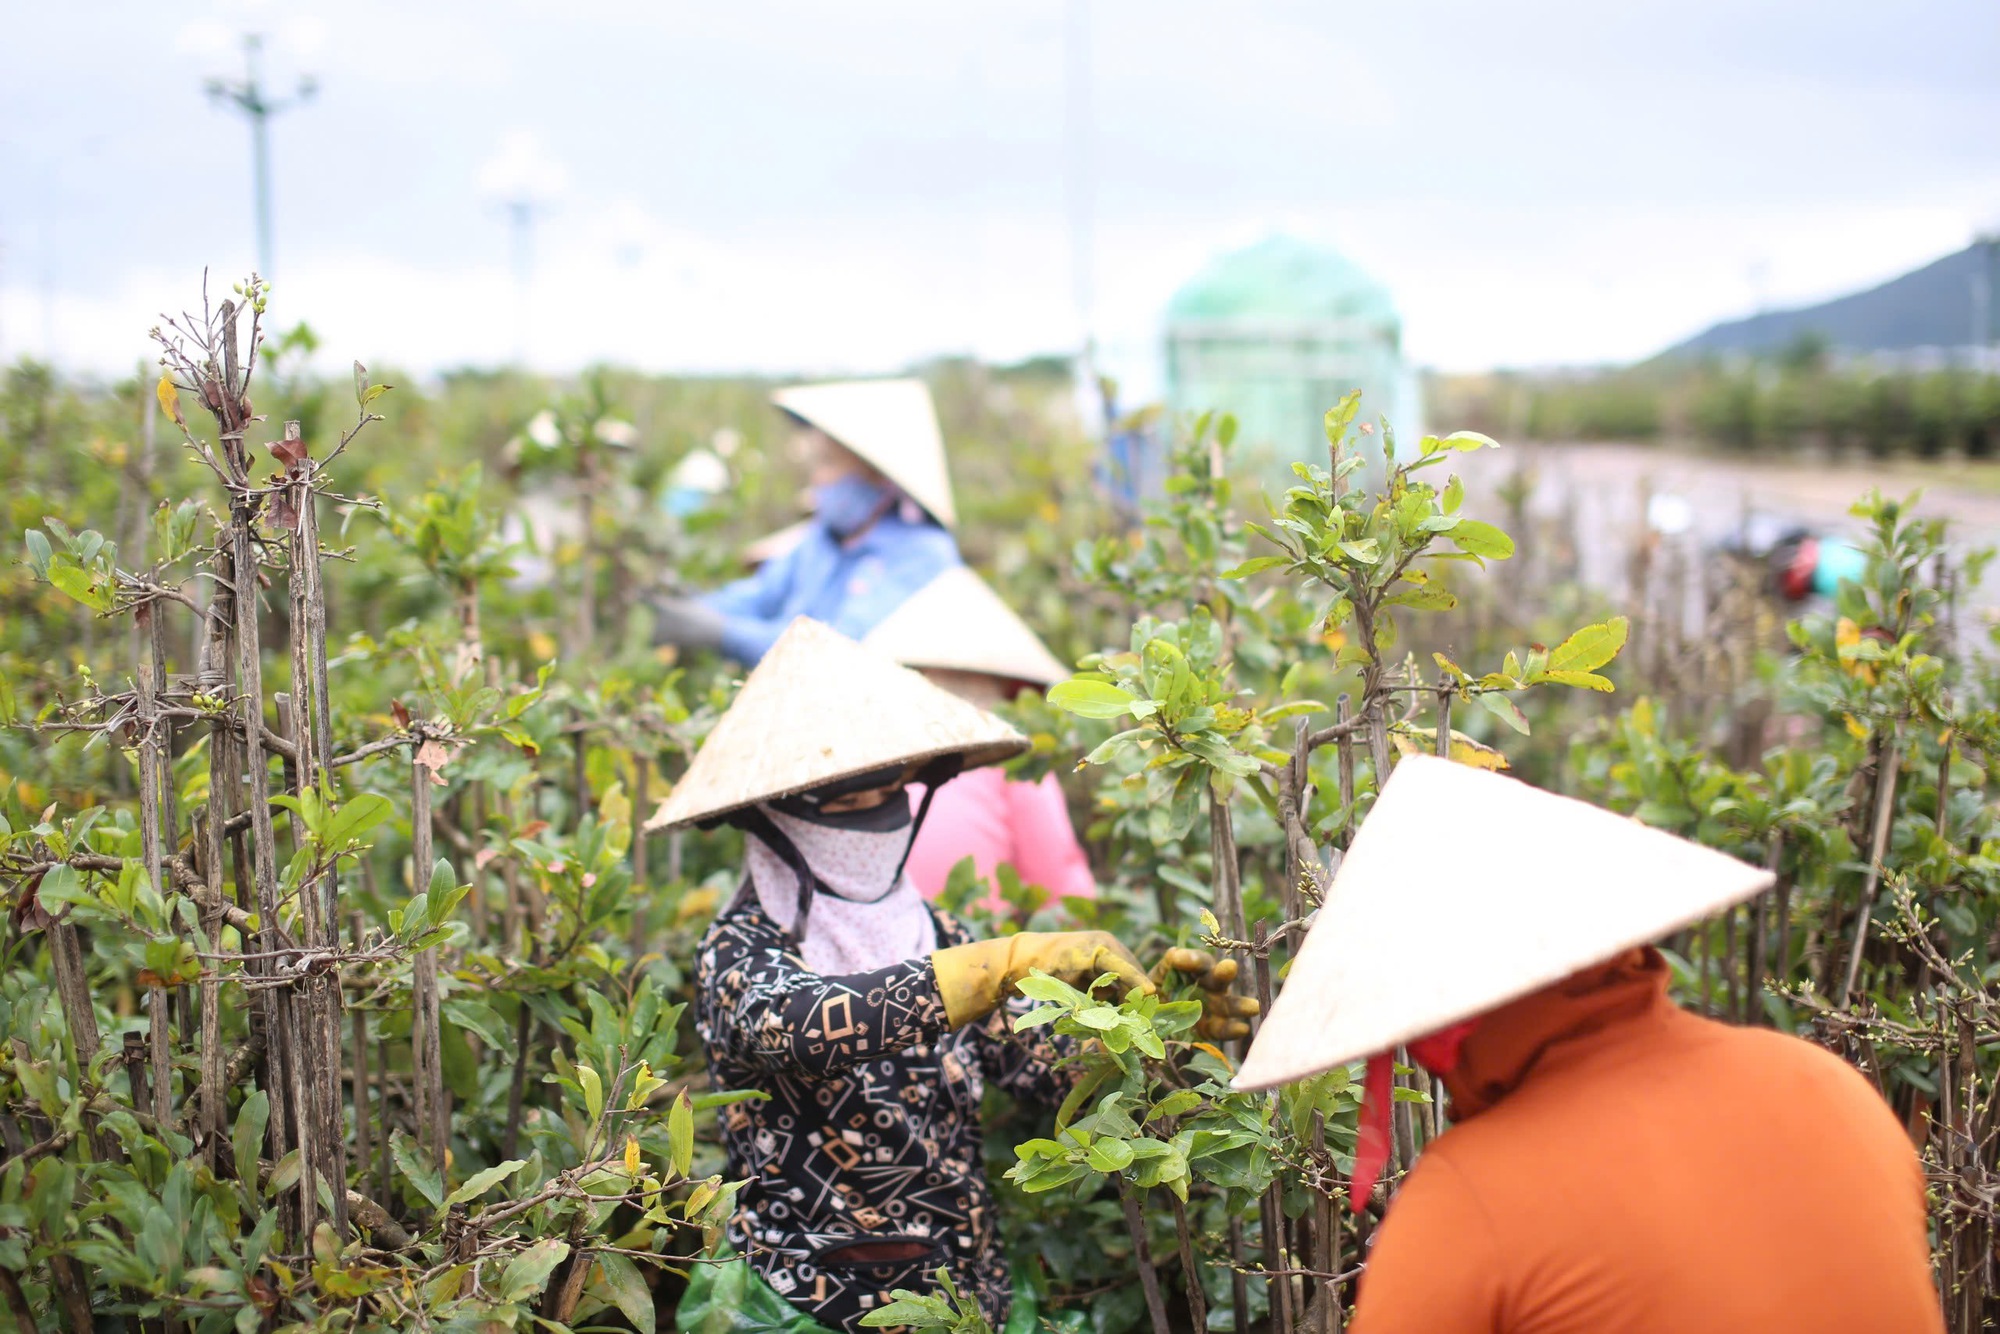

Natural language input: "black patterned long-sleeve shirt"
[694,889,1073,1334]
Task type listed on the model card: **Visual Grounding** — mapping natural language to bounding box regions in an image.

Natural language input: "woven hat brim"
[863,566,1071,688]
[772,379,957,529]
[1233,755,1775,1091]
[642,617,1025,832]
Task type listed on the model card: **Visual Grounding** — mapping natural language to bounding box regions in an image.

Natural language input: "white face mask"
[745,804,937,976]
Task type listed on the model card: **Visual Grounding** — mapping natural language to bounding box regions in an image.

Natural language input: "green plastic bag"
[676,1250,1069,1334]
[677,1252,841,1334]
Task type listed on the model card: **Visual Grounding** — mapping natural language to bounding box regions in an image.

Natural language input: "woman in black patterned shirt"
[649,619,1160,1334]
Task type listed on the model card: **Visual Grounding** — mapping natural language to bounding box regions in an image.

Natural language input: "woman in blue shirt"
[654,378,962,665]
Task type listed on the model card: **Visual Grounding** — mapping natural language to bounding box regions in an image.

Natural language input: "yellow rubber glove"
[1153,947,1261,1041]
[932,931,1154,1028]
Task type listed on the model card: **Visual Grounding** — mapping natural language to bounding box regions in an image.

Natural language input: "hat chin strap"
[730,756,966,949]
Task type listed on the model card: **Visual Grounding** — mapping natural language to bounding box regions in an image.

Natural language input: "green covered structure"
[1164,235,1417,493]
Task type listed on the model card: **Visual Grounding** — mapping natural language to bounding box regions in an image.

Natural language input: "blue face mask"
[812,475,892,539]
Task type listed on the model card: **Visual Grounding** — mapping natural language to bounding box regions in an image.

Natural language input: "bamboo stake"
[47,924,99,1073]
[47,1252,94,1333]
[350,914,374,1204]
[1167,1191,1208,1334]
[291,433,349,1235]
[1697,917,1713,1016]
[1227,1218,1251,1334]
[226,489,317,1239]
[1314,1110,1340,1334]
[502,1005,533,1162]
[1335,696,1356,845]
[147,986,172,1128]
[1748,833,1781,1025]
[1251,926,1294,1334]
[1117,1181,1173,1334]
[1210,792,1246,941]
[629,754,651,957]
[410,751,448,1166]
[376,1029,395,1207]
[1724,904,1741,1023]
[1936,740,1952,841]
[1841,737,1903,1005]
[134,597,176,1129]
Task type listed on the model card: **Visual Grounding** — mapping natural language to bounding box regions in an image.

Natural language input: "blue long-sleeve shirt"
[700,512,961,665]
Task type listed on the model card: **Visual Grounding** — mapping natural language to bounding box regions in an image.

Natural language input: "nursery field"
[1,280,1997,1332]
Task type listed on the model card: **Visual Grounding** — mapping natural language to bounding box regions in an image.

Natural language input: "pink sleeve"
[1005,773,1097,900]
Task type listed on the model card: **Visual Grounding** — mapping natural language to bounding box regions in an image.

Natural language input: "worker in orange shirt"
[1237,754,1944,1334]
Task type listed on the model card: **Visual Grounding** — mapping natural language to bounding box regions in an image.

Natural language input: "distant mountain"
[1669,241,2000,359]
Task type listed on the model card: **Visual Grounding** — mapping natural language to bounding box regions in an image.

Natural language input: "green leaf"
[391,1131,446,1209]
[1336,539,1381,565]
[595,1252,656,1334]
[1441,430,1499,451]
[579,1065,605,1123]
[47,561,110,611]
[1324,393,1362,444]
[441,998,513,1051]
[1476,692,1531,735]
[1449,520,1514,560]
[1015,972,1088,1006]
[1047,678,1143,720]
[495,1238,570,1304]
[1545,617,1630,675]
[1072,1005,1122,1031]
[24,530,52,578]
[1013,1003,1067,1032]
[1386,586,1457,611]
[668,1092,695,1177]
[266,1150,302,1197]
[1534,669,1614,692]
[233,1090,269,1186]
[1082,728,1148,767]
[1087,1137,1137,1172]
[1219,555,1287,579]
[444,1158,528,1208]
[323,793,393,850]
[1441,474,1464,514]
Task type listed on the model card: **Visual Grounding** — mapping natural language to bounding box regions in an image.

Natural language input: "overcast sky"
[4,1,1997,395]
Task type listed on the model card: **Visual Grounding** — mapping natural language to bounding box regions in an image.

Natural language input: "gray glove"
[650,595,728,651]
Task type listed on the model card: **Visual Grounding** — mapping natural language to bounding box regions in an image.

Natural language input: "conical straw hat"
[772,379,957,529]
[862,567,1071,689]
[1233,755,1775,1091]
[643,618,1025,831]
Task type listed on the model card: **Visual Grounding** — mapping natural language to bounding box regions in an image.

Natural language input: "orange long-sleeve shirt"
[1350,949,1943,1334]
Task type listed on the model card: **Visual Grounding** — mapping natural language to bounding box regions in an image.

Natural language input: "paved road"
[1448,441,2000,631]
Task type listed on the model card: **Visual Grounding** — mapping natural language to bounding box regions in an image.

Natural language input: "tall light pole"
[206,34,317,278]
[479,132,567,366]
[1064,0,1102,438]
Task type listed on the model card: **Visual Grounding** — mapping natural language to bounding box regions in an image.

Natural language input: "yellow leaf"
[528,631,559,662]
[1836,618,1879,684]
[1389,725,1510,771]
[155,374,184,427]
[1189,1042,1235,1071]
[1321,625,1348,652]
[623,1135,641,1176]
[685,1177,720,1219]
[676,886,721,925]
[599,781,633,859]
[1842,713,1870,741]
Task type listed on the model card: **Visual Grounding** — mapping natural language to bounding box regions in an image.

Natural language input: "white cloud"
[11,0,2000,388]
